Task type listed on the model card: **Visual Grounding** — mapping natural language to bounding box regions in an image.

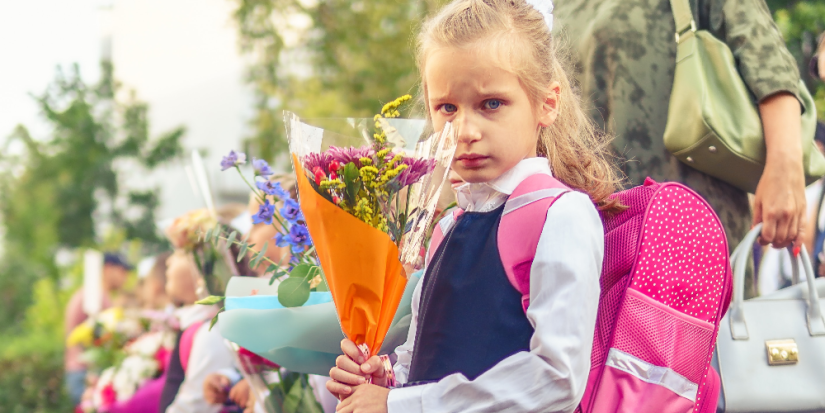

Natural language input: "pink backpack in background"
[429,175,732,413]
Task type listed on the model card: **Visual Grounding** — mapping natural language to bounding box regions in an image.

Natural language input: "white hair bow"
[525,0,554,32]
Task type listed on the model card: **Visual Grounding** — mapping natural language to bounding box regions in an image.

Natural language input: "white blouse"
[387,158,604,413]
[166,305,236,413]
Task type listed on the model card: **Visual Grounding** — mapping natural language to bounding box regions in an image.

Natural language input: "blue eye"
[484,99,502,110]
[442,104,457,113]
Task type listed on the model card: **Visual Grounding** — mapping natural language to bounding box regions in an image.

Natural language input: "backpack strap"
[498,174,571,312]
[179,320,204,372]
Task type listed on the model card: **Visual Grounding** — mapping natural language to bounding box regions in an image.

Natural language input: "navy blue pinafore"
[407,204,535,383]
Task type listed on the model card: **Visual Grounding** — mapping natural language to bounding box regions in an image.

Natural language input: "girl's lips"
[456,154,489,169]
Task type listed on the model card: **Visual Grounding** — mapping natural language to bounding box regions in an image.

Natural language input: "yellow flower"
[67,323,94,347]
[309,275,323,289]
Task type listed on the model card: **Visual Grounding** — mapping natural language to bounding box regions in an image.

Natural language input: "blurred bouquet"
[287,95,456,355]
[67,308,147,372]
[80,330,176,413]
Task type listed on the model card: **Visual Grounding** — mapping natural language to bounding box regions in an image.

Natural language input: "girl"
[327,0,622,411]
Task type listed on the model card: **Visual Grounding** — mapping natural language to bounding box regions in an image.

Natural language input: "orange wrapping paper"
[293,155,408,355]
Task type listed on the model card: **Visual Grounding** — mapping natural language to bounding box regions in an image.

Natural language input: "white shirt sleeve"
[392,270,425,384]
[166,322,237,413]
[386,192,603,413]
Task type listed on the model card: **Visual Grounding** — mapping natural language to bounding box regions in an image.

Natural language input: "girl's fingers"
[361,355,385,377]
[325,380,352,398]
[341,339,364,363]
[330,366,367,385]
[336,354,365,375]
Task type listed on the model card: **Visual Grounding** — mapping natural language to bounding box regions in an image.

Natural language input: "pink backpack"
[429,174,732,413]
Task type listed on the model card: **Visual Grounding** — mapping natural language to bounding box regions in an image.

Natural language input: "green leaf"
[264,264,278,275]
[208,308,224,331]
[277,277,311,307]
[238,242,249,262]
[269,269,289,285]
[195,295,224,305]
[204,227,214,242]
[342,162,362,204]
[288,263,312,279]
[225,231,238,251]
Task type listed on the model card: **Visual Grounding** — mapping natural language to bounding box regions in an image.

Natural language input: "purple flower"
[328,146,375,169]
[252,158,274,177]
[393,157,437,188]
[280,198,303,223]
[221,150,246,171]
[256,180,289,199]
[276,224,311,253]
[301,152,334,175]
[252,199,275,225]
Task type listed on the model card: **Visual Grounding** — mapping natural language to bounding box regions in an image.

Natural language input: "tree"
[767,0,825,119]
[232,0,447,161]
[0,61,184,330]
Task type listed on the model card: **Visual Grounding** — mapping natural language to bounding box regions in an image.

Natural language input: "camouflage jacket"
[554,0,801,248]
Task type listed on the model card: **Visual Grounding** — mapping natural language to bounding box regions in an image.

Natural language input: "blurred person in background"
[138,252,172,311]
[64,252,132,405]
[159,250,236,413]
[554,0,808,260]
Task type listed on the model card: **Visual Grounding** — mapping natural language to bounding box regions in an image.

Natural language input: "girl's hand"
[335,383,390,413]
[327,339,389,400]
[229,379,251,408]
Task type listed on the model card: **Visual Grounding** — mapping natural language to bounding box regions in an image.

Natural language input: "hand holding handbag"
[664,0,825,193]
[715,224,825,412]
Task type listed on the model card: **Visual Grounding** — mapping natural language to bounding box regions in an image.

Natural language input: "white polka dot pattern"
[630,185,728,324]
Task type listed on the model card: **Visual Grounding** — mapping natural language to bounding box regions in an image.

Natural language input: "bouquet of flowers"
[80,330,176,413]
[286,95,456,356]
[67,307,148,373]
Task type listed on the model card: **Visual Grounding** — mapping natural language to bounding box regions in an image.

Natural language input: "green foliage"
[768,1,825,119]
[231,0,448,161]
[0,278,75,412]
[268,371,324,413]
[0,61,184,408]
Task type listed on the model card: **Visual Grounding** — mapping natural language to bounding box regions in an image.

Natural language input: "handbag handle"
[668,0,696,43]
[730,223,825,340]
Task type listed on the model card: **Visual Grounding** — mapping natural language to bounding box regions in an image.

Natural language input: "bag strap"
[498,174,570,312]
[179,320,204,372]
[668,0,696,43]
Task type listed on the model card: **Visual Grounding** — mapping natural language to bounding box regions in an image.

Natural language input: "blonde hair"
[417,0,624,212]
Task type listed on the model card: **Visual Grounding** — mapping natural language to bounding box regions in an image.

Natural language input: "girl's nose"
[455,112,482,144]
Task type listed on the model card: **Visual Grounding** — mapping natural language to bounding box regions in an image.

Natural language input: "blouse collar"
[174,304,219,330]
[456,157,553,212]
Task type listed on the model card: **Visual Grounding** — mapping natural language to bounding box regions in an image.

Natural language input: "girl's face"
[425,46,557,183]
[165,253,200,306]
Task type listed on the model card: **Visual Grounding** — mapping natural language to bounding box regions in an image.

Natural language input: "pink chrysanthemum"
[393,157,437,188]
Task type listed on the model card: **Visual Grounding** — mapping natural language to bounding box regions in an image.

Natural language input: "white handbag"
[714,224,825,412]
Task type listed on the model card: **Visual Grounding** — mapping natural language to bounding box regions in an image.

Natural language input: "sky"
[0,0,103,140]
[0,0,254,221]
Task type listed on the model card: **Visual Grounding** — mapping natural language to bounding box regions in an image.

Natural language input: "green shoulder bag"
[663,0,824,193]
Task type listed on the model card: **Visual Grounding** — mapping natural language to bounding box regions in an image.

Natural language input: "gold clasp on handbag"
[765,339,799,366]
[674,20,697,44]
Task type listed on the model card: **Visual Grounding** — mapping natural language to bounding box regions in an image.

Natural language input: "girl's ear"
[538,81,561,127]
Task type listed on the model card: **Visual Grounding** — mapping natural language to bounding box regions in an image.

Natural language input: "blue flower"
[252,158,274,177]
[220,150,246,171]
[252,199,275,225]
[276,224,311,253]
[280,198,304,223]
[256,180,290,199]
